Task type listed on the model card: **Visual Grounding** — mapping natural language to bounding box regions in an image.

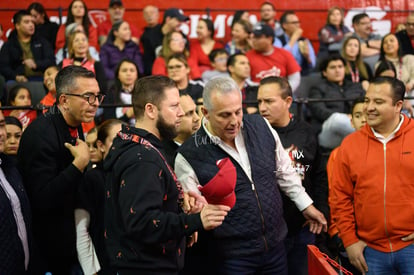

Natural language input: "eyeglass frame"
[63,92,105,105]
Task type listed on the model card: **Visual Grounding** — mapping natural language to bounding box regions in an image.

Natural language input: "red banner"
[1,0,413,51]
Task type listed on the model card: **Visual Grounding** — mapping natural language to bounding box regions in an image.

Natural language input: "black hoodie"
[273,117,328,235]
[103,125,203,274]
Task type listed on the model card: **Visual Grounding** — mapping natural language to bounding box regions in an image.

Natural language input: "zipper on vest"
[251,181,268,251]
[382,143,393,252]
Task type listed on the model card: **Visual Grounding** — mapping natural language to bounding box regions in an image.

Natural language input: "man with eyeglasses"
[274,11,316,76]
[18,66,103,275]
[396,13,414,56]
[351,13,382,71]
[259,1,283,37]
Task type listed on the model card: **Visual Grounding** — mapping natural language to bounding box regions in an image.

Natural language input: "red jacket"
[332,115,414,252]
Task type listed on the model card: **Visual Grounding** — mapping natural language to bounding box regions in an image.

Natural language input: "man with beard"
[162,92,201,166]
[18,66,102,274]
[103,75,230,274]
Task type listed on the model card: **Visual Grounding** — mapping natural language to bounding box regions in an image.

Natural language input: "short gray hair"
[203,77,241,111]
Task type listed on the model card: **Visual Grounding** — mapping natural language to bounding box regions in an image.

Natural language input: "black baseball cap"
[109,0,123,7]
[163,8,189,22]
[253,22,274,37]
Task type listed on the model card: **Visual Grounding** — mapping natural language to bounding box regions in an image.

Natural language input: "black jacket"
[77,163,113,275]
[273,117,329,235]
[0,154,33,275]
[396,30,414,56]
[308,78,364,133]
[179,115,286,259]
[0,31,55,80]
[140,24,163,76]
[104,125,203,274]
[17,106,84,275]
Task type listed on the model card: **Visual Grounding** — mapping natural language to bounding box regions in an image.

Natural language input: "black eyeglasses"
[64,92,105,105]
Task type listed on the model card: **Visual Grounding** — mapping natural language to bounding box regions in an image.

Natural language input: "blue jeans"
[216,241,288,275]
[284,227,315,275]
[364,244,414,275]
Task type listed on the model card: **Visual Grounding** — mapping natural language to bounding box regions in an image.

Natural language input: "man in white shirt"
[175,77,327,274]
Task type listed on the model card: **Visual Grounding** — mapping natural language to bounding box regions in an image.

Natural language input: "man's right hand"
[200,204,230,230]
[65,138,90,172]
[345,240,368,274]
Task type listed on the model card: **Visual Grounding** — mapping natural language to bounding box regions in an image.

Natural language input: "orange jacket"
[326,147,339,238]
[332,115,414,253]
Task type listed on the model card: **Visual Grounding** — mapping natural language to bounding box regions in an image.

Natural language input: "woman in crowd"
[374,60,397,78]
[225,19,252,55]
[61,31,106,93]
[377,33,414,91]
[103,58,139,125]
[376,36,414,116]
[40,65,59,110]
[152,30,200,79]
[341,36,372,91]
[4,116,23,157]
[317,6,350,61]
[231,10,250,28]
[190,18,223,74]
[55,0,98,51]
[167,53,204,104]
[75,119,124,275]
[28,2,59,50]
[55,23,100,65]
[100,21,143,80]
[85,127,101,168]
[4,85,37,130]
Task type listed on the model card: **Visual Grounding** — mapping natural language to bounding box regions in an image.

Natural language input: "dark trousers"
[216,241,288,275]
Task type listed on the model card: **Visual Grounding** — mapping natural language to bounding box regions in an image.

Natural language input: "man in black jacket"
[104,75,229,274]
[258,76,328,275]
[0,10,55,82]
[308,54,365,149]
[18,66,102,274]
[396,13,414,56]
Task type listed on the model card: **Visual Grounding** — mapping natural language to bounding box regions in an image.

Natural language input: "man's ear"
[285,96,293,109]
[58,94,68,110]
[201,106,209,120]
[144,103,158,120]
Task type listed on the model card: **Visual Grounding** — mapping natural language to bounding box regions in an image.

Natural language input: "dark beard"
[156,113,178,141]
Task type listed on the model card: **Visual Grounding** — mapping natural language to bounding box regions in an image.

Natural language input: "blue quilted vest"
[179,114,287,258]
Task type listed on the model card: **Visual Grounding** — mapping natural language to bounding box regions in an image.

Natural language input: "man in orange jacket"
[332,77,414,274]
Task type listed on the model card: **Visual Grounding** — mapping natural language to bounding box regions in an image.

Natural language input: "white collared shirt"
[175,117,312,211]
[371,115,404,144]
[0,167,29,270]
